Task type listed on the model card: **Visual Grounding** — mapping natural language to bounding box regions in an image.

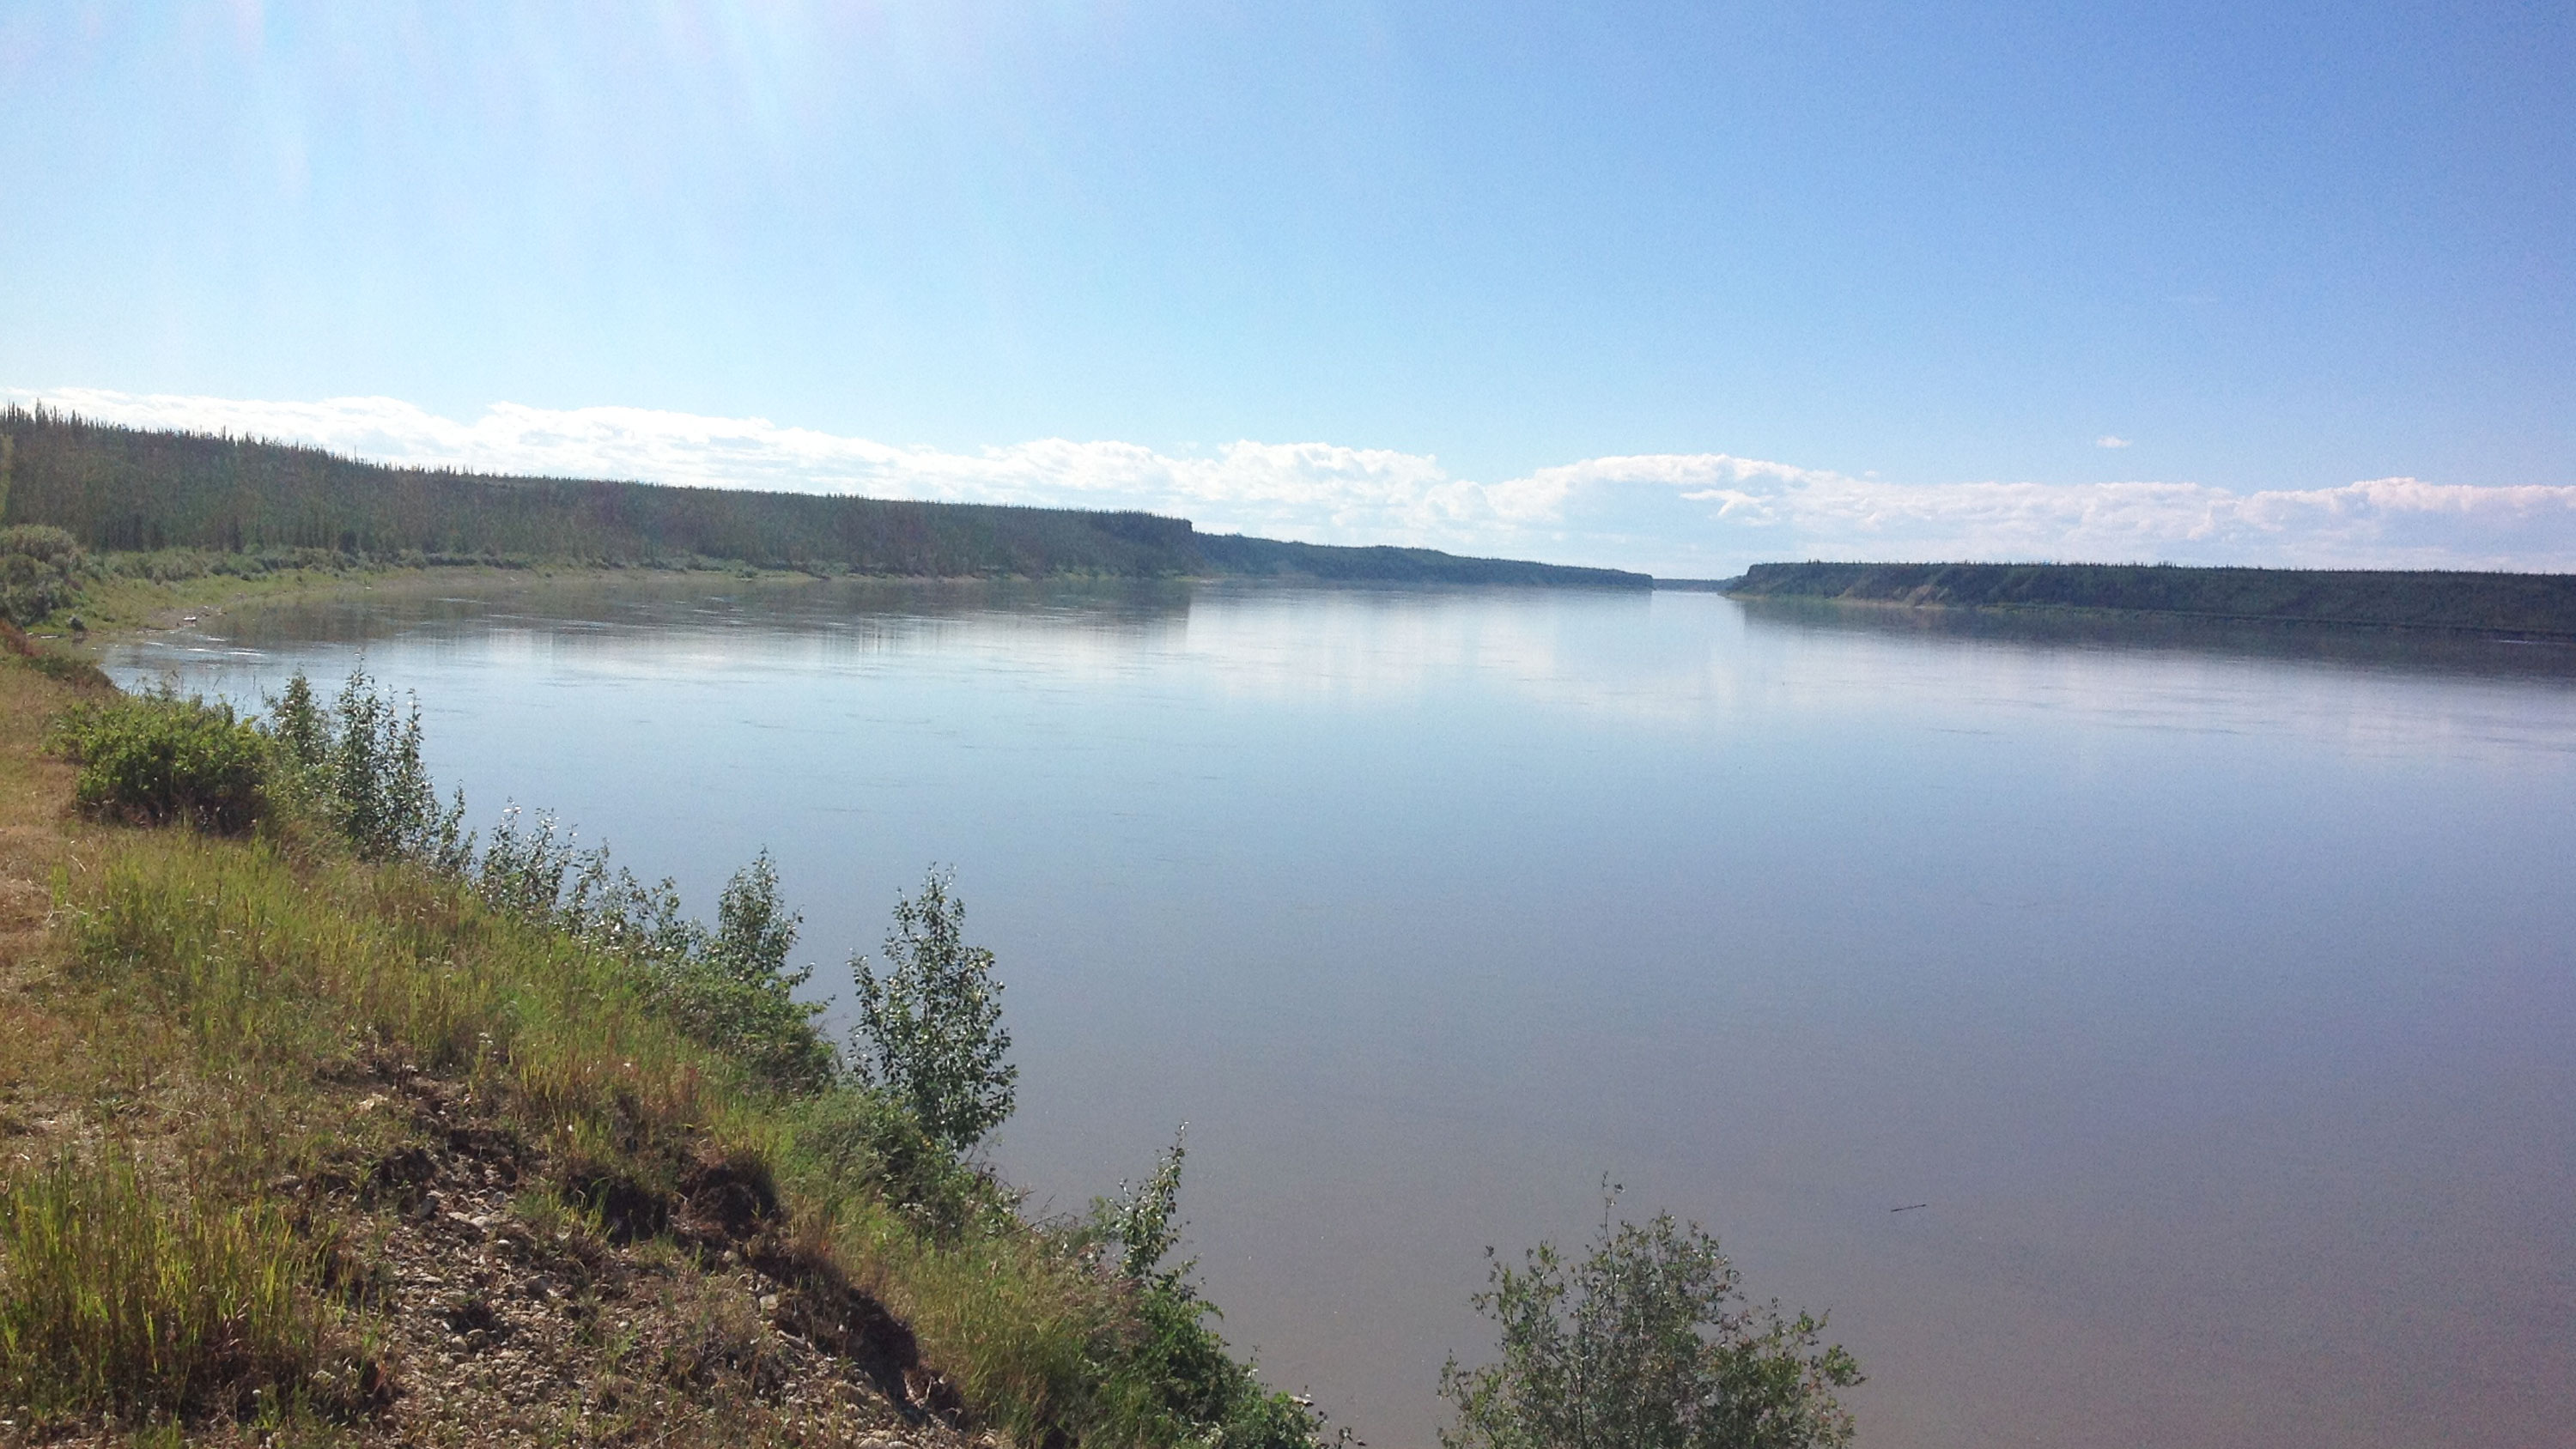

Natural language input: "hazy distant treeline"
[0,406,1649,587]
[1724,560,2576,636]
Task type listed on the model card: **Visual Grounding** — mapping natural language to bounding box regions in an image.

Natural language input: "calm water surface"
[106,578,2576,1449]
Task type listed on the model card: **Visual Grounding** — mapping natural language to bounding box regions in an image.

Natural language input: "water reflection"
[101,578,2576,1449]
[1735,593,2576,678]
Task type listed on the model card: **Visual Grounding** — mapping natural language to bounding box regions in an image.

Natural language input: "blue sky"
[3,2,2570,574]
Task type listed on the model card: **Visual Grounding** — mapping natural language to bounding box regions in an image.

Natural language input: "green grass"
[0,1149,353,1424]
[58,836,1138,1442]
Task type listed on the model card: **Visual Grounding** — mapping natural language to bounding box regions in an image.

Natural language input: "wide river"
[106,575,2576,1449]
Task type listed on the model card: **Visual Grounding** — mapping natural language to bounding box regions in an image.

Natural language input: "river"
[103,573,2576,1449]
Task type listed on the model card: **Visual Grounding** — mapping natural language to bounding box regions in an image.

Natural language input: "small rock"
[759,1294,781,1315]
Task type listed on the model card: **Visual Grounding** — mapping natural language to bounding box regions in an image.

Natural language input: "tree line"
[0,405,1650,587]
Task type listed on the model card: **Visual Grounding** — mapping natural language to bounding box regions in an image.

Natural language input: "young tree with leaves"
[1087,1132,1348,1449]
[266,668,467,867]
[1441,1192,1861,1449]
[848,868,1017,1155]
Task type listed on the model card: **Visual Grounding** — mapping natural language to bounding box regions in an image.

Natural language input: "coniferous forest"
[0,406,1649,588]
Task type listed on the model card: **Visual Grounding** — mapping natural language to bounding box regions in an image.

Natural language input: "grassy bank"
[1718,560,2576,637]
[0,654,1343,1446]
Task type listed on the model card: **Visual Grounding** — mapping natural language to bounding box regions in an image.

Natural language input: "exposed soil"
[3,1046,986,1448]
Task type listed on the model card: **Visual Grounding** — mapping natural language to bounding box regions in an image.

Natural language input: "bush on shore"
[1439,1194,1861,1449]
[50,688,271,833]
[0,524,86,626]
[266,670,468,866]
[849,869,1018,1155]
[1083,1136,1338,1449]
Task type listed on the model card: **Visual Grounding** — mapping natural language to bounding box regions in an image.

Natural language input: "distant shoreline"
[1689,560,2576,639]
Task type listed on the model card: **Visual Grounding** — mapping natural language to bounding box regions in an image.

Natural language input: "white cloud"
[2096,435,2134,449]
[14,387,2576,578]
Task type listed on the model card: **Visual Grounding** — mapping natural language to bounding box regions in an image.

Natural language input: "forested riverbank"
[0,407,1646,590]
[1715,560,2576,637]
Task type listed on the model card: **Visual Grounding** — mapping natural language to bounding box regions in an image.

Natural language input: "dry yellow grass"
[0,658,84,1150]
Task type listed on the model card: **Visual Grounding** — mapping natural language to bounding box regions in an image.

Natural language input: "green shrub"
[265,670,466,865]
[273,670,830,1094]
[478,818,841,1095]
[636,850,835,1094]
[52,691,271,834]
[0,524,85,625]
[0,1150,342,1422]
[848,870,1018,1155]
[94,546,366,584]
[786,1088,1016,1242]
[1084,1136,1339,1449]
[1439,1197,1861,1449]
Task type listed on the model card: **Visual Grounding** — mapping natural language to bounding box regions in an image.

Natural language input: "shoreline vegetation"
[1698,560,2576,639]
[0,646,1863,1442]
